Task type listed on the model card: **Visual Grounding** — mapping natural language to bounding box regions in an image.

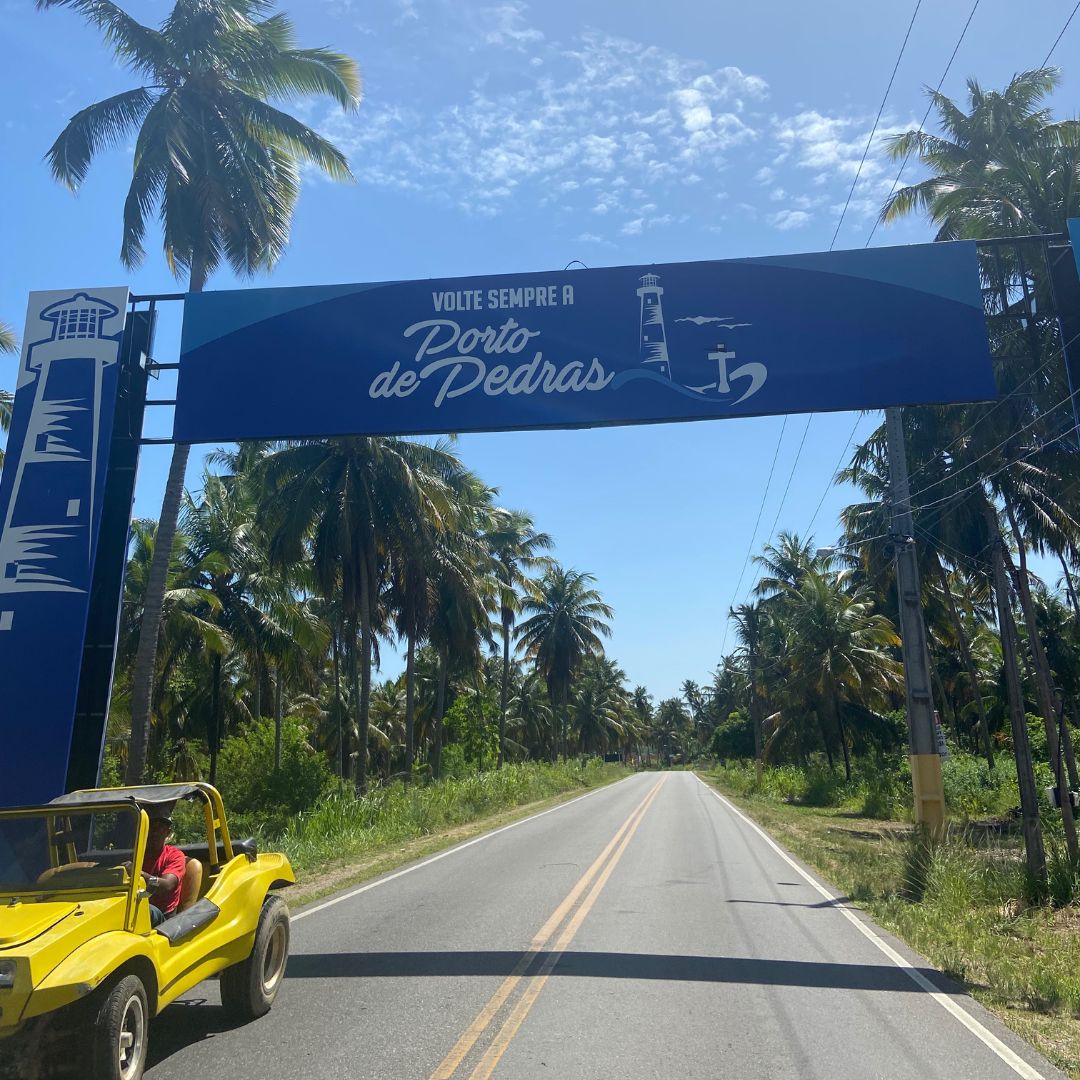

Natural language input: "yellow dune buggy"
[0,783,294,1080]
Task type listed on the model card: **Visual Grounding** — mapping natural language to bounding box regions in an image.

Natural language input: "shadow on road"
[724,895,852,909]
[285,950,942,992]
[146,997,247,1068]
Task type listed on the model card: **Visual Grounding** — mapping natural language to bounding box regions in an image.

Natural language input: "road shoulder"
[695,770,1072,1080]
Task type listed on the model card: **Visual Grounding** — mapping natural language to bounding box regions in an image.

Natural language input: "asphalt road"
[143,772,1066,1079]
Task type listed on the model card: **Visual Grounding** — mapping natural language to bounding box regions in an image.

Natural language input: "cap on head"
[143,799,177,824]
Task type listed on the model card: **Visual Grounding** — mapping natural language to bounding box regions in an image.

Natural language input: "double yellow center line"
[430,775,667,1080]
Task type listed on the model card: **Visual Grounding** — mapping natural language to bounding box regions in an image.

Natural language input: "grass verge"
[698,767,1080,1079]
[273,760,630,908]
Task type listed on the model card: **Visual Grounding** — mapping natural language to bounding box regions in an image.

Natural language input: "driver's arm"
[142,870,180,897]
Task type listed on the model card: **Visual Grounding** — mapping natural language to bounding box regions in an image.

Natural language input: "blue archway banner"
[174,240,995,444]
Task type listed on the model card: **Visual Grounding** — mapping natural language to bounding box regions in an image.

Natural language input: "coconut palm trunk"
[498,610,512,769]
[126,259,207,784]
[1002,503,1080,858]
[936,560,995,767]
[432,651,448,780]
[830,688,852,782]
[349,626,361,787]
[332,626,344,779]
[209,649,222,786]
[404,634,417,782]
[356,547,376,796]
[1060,554,1080,616]
[274,666,284,771]
[817,709,835,772]
[36,3,361,785]
[251,655,262,723]
[986,512,1047,885]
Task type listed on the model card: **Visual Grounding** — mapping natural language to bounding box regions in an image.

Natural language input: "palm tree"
[629,685,654,766]
[517,567,613,760]
[753,532,830,600]
[729,603,768,771]
[180,473,326,781]
[388,538,434,782]
[879,65,1080,869]
[652,698,690,765]
[426,477,497,779]
[780,571,902,781]
[369,680,407,780]
[256,436,461,793]
[115,518,233,773]
[572,656,629,756]
[880,67,1080,240]
[483,508,554,768]
[37,0,362,783]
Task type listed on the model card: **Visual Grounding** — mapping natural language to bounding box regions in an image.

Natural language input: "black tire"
[90,974,149,1080]
[219,895,290,1022]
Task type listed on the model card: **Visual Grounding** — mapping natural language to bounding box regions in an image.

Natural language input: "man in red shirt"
[141,809,187,927]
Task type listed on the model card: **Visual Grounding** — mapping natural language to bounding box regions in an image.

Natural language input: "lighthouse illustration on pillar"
[637,273,672,379]
[0,292,123,597]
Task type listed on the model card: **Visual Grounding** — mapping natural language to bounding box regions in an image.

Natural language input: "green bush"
[277,758,623,874]
[712,752,1025,823]
[710,711,755,760]
[854,753,911,819]
[216,716,336,834]
[941,755,1018,819]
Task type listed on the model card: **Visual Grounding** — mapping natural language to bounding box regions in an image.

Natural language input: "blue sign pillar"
[1070,219,1080,277]
[0,287,129,806]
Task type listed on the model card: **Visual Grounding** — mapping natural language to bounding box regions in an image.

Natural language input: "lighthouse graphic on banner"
[0,292,124,598]
[637,273,672,379]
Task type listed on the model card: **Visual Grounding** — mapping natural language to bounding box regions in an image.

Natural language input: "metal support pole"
[885,406,945,835]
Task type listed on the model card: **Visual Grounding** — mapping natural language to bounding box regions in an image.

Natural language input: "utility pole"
[885,406,945,835]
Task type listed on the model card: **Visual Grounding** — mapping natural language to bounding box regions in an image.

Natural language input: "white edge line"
[696,776,1046,1080]
[291,776,636,924]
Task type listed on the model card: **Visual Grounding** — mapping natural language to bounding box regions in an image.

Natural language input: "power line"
[911,419,1071,511]
[720,416,788,655]
[870,0,1075,250]
[866,0,981,247]
[743,534,896,674]
[739,0,924,621]
[1044,0,1080,64]
[742,1,924,610]
[904,348,1067,488]
[805,412,870,537]
[751,413,815,600]
[831,0,923,251]
[906,382,1080,506]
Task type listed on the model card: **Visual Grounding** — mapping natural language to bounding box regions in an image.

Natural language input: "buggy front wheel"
[220,895,290,1022]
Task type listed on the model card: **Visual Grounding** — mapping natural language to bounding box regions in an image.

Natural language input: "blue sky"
[2,0,1077,701]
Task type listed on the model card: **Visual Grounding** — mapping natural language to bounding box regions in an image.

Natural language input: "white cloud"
[318,28,768,218]
[481,2,544,49]
[673,88,713,132]
[754,165,774,184]
[770,109,907,184]
[621,218,644,235]
[768,209,811,230]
